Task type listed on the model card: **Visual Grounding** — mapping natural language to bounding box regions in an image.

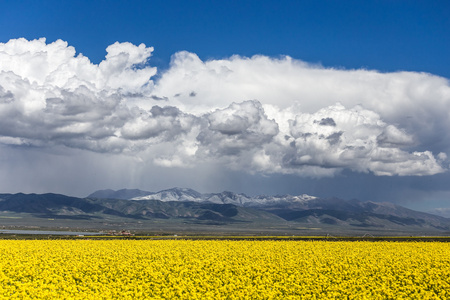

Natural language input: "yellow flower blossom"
[0,240,448,299]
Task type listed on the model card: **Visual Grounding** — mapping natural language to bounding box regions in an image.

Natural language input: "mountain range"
[88,187,318,207]
[1,188,449,236]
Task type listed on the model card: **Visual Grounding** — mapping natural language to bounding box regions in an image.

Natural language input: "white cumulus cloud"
[0,38,448,180]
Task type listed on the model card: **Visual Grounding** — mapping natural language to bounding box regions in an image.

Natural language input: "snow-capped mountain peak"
[91,187,317,207]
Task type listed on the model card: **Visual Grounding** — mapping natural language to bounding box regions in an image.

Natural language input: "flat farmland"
[1,240,449,299]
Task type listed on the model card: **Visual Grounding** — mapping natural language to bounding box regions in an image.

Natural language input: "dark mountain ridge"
[1,188,450,235]
[87,188,450,227]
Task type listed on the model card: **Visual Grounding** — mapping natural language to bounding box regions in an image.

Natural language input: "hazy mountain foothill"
[1,188,450,236]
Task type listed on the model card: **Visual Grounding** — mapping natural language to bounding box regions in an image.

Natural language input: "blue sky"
[3,1,449,76]
[1,1,450,215]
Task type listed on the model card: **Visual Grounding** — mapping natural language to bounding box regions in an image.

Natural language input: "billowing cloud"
[200,100,278,154]
[285,104,426,175]
[0,38,155,93]
[0,38,449,180]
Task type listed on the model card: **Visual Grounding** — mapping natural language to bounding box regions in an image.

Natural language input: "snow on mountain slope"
[125,188,318,207]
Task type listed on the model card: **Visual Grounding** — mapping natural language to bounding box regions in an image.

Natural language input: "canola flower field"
[0,239,449,299]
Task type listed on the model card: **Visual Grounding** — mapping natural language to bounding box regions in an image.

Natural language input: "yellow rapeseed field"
[0,240,449,299]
